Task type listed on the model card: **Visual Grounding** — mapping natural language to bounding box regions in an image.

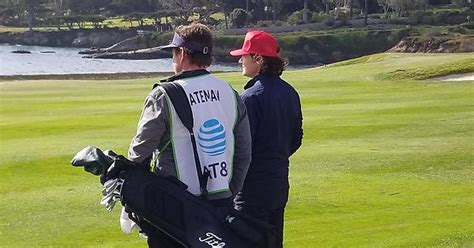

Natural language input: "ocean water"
[0,44,239,76]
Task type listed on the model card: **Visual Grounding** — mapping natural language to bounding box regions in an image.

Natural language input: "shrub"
[311,13,331,23]
[461,22,474,29]
[199,16,219,27]
[169,17,189,28]
[85,15,106,29]
[254,20,285,27]
[151,32,174,46]
[287,10,303,25]
[388,18,411,25]
[335,11,349,21]
[433,10,449,24]
[368,14,383,19]
[214,35,244,50]
[334,19,349,27]
[324,20,335,26]
[432,10,467,25]
[409,10,425,25]
[278,29,410,57]
[408,10,438,25]
[452,0,470,7]
[230,8,249,28]
[448,25,469,34]
[287,10,313,25]
[255,20,271,27]
[422,16,435,25]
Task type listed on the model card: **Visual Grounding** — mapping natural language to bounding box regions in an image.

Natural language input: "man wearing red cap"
[230,31,303,248]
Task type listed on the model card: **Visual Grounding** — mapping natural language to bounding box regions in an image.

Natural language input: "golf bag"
[119,157,274,248]
[71,82,275,248]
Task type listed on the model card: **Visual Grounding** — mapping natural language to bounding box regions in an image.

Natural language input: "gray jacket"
[128,70,251,200]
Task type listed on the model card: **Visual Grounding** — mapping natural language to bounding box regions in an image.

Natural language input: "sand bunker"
[431,73,474,81]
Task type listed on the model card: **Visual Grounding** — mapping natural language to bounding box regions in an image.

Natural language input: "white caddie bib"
[164,74,237,196]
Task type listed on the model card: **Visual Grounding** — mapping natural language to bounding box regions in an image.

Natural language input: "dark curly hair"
[252,50,288,76]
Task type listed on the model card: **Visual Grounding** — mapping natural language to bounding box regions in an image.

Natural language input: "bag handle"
[160,82,210,197]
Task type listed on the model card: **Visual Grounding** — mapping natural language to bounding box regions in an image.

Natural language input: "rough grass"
[0,53,473,247]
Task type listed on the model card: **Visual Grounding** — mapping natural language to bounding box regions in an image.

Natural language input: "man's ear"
[254,55,263,65]
[179,48,186,63]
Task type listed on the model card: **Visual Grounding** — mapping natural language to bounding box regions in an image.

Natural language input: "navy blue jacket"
[236,74,303,208]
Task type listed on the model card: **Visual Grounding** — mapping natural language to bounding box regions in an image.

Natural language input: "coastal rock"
[388,36,474,53]
[12,50,31,54]
[78,48,104,54]
[102,36,152,52]
[72,30,136,48]
[88,47,170,60]
[458,38,474,52]
[78,35,153,55]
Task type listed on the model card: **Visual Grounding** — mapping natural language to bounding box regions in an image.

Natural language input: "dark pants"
[237,205,285,248]
[234,177,289,248]
[146,197,233,248]
[147,231,182,248]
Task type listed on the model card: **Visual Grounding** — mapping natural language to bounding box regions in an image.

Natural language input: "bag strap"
[159,82,209,197]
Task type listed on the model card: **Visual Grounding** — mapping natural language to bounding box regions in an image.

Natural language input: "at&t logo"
[198,119,226,156]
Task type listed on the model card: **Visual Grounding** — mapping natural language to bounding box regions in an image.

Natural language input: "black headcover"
[71,146,114,184]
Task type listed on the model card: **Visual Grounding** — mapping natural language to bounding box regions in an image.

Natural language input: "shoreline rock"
[0,72,174,81]
[388,35,474,53]
[86,47,170,60]
[78,35,153,55]
[11,50,31,54]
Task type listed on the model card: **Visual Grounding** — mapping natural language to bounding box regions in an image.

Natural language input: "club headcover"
[71,146,113,175]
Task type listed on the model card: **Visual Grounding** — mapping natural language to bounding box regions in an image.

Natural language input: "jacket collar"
[159,69,210,83]
[244,73,279,90]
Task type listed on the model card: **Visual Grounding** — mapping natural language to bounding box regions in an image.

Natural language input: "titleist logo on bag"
[198,232,226,247]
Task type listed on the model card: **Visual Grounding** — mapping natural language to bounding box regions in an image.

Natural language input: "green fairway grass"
[0,53,473,247]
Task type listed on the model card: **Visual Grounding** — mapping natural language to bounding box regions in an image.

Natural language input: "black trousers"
[147,231,182,248]
[234,177,289,248]
[237,205,285,248]
[146,197,233,248]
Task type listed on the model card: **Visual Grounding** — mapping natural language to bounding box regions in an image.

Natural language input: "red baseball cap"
[230,31,280,57]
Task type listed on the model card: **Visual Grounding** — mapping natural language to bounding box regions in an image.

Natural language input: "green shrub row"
[391,8,472,26]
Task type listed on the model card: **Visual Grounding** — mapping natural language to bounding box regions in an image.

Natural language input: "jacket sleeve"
[290,97,303,156]
[229,93,252,196]
[128,90,169,165]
